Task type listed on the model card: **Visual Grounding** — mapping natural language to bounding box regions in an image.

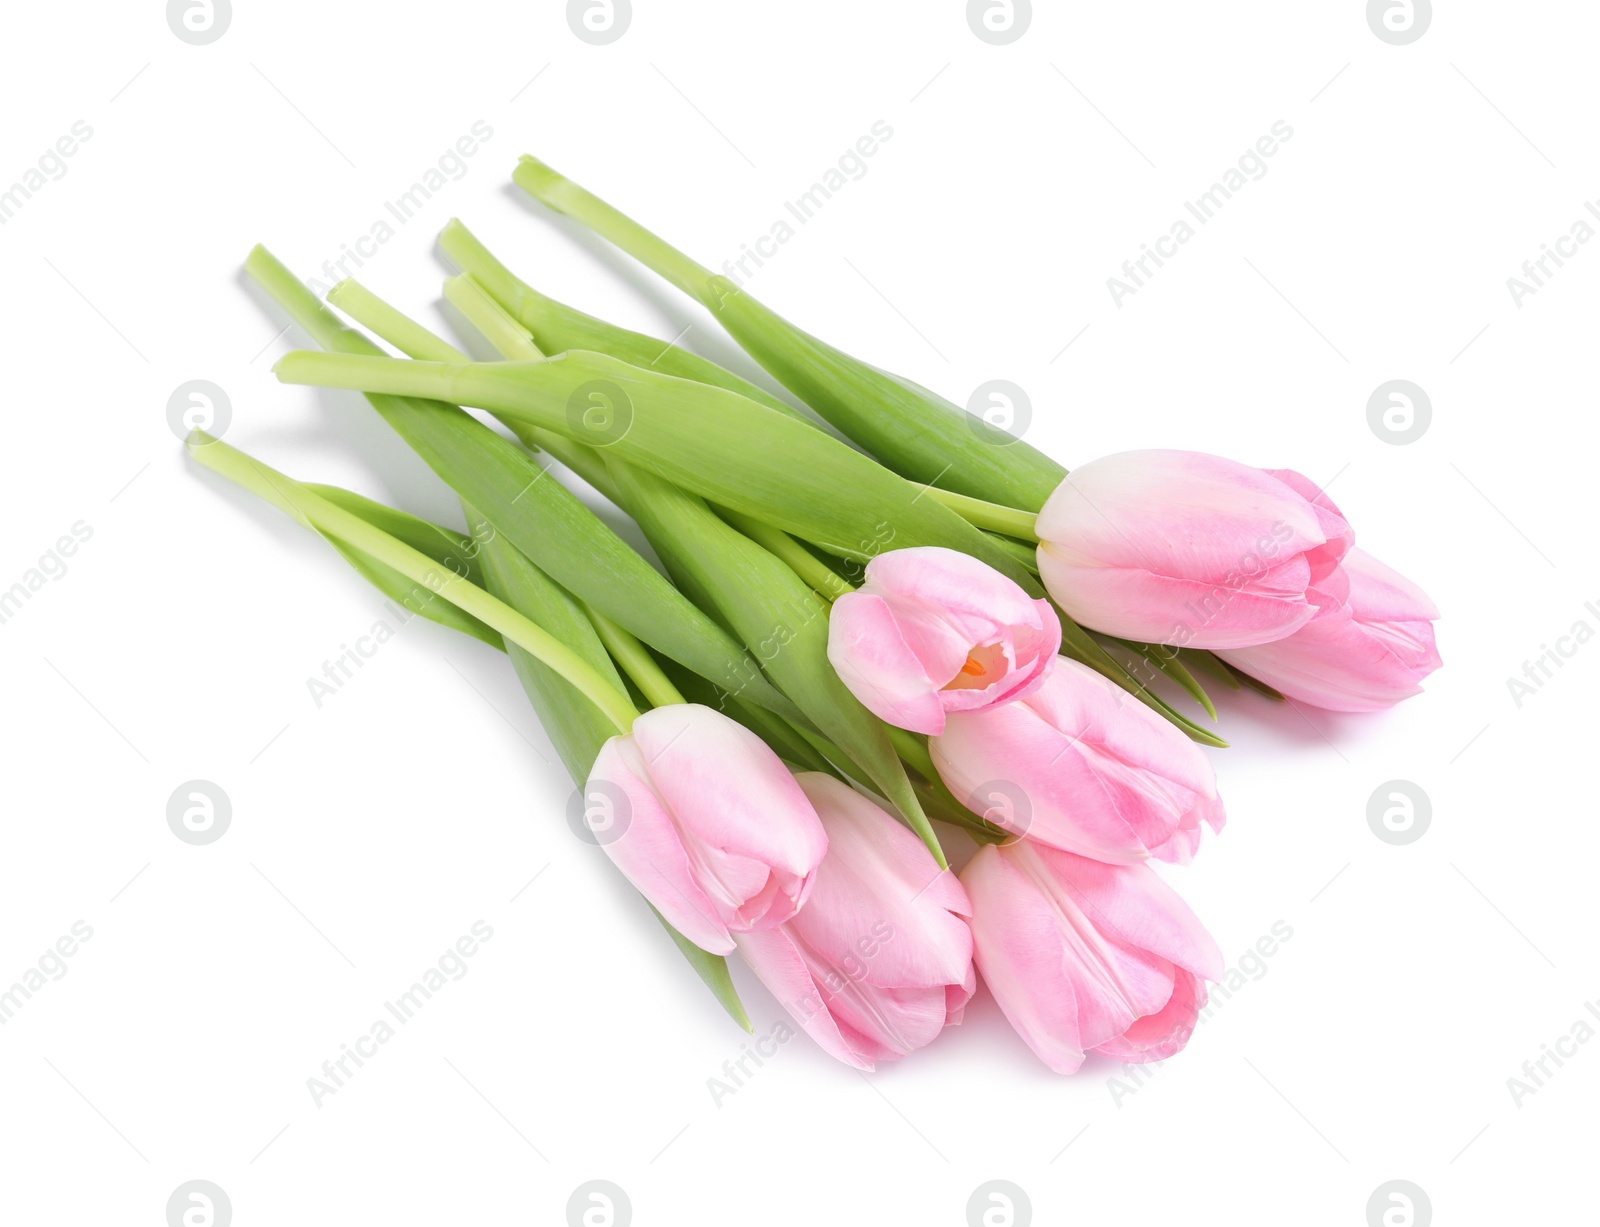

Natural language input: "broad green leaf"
[306,483,491,586]
[512,155,1067,510]
[440,219,804,421]
[471,510,625,778]
[301,483,504,651]
[647,904,752,1032]
[1223,661,1287,701]
[273,348,1038,590]
[247,246,796,721]
[1106,636,1218,721]
[1177,647,1244,691]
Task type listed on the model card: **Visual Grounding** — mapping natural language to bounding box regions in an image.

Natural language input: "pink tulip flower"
[963,840,1223,1074]
[1216,547,1441,711]
[931,658,1224,865]
[1035,450,1354,649]
[827,546,1061,736]
[734,772,975,1070]
[585,704,829,955]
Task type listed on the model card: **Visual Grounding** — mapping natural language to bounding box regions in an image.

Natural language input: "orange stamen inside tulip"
[943,642,1009,691]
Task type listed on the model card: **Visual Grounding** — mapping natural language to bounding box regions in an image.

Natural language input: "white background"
[0,2,1593,1224]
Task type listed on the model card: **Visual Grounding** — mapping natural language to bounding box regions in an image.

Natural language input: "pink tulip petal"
[864,547,1052,630]
[1217,612,1437,711]
[962,845,1090,1074]
[946,965,978,1025]
[964,842,1223,1076]
[828,591,957,734]
[584,705,831,955]
[1091,970,1207,1063]
[1039,849,1225,983]
[1150,824,1202,866]
[631,705,829,886]
[791,774,974,990]
[1034,450,1361,647]
[1036,551,1319,649]
[1344,548,1441,622]
[589,736,735,955]
[733,773,976,1070]
[733,928,879,1070]
[1216,548,1441,712]
[933,660,1224,863]
[1036,450,1335,584]
[1265,468,1355,582]
[933,703,1142,862]
[819,978,952,1060]
[829,547,1065,731]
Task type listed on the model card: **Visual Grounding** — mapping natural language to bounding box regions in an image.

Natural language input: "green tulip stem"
[717,508,855,602]
[913,486,1040,543]
[190,433,640,735]
[584,604,688,709]
[444,274,547,361]
[513,155,720,303]
[326,279,468,363]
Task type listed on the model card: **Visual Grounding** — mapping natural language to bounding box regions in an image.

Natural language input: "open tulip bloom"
[190,152,1440,1076]
[827,546,1061,735]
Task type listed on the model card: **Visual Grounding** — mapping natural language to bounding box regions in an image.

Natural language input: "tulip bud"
[827,546,1061,735]
[1216,547,1440,711]
[931,657,1225,865]
[585,704,829,955]
[734,773,975,1070]
[1035,450,1353,649]
[963,840,1223,1074]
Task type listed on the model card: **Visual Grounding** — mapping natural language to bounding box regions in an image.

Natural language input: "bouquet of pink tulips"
[199,156,1441,1074]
